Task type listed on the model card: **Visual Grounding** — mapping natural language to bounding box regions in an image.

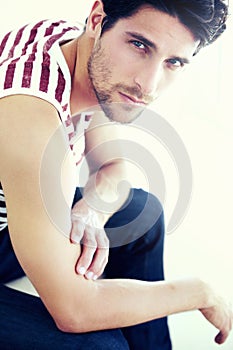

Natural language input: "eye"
[166,58,184,70]
[130,40,147,52]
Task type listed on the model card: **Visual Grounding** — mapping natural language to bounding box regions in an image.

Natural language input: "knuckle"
[71,214,85,225]
[103,235,110,245]
[83,238,97,249]
[97,233,109,249]
[71,223,84,234]
[75,222,85,232]
[70,221,85,243]
[85,224,96,234]
[70,231,83,243]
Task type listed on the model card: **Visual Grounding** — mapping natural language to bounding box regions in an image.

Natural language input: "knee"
[132,189,165,239]
[106,189,165,246]
[123,189,166,257]
[122,188,164,228]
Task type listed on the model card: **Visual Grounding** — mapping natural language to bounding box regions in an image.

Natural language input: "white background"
[1,1,232,349]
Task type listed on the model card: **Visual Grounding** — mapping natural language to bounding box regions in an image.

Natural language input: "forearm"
[59,277,210,333]
[82,161,130,223]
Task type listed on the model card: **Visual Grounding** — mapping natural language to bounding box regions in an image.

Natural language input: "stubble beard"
[87,40,145,124]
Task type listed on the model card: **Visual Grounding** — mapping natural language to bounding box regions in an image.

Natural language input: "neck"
[61,33,99,116]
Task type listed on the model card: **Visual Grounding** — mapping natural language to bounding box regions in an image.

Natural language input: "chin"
[101,102,145,124]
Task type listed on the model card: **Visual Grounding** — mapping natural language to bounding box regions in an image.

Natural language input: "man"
[0,1,232,349]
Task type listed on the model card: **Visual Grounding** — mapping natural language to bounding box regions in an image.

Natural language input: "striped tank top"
[0,19,92,231]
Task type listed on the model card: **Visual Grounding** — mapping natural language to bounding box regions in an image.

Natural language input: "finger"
[70,219,85,244]
[215,330,229,345]
[87,247,109,280]
[87,229,109,278]
[75,243,97,277]
[82,229,109,280]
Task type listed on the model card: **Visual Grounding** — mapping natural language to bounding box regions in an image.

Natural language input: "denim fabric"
[0,225,25,283]
[104,189,172,350]
[0,188,171,349]
[0,284,129,350]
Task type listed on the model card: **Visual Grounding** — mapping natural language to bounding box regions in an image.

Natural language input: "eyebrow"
[125,31,191,64]
[126,31,157,50]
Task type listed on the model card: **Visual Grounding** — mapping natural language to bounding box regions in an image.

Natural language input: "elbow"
[40,279,101,333]
[55,318,80,334]
[51,303,97,333]
[54,313,88,334]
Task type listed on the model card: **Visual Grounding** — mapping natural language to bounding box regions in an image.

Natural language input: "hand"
[70,199,109,281]
[200,293,233,344]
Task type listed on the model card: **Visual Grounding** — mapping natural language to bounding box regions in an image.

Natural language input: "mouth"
[118,92,146,106]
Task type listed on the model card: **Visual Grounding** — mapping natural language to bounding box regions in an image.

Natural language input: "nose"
[134,59,163,98]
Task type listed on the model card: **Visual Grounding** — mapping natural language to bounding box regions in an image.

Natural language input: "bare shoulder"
[0,94,61,154]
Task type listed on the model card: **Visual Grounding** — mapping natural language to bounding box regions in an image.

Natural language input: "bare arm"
[71,112,131,279]
[0,95,231,343]
[83,112,131,217]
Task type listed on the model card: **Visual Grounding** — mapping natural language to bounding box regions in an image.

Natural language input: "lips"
[118,92,146,106]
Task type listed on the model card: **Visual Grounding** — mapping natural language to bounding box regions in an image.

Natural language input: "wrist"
[189,278,213,310]
[72,198,110,227]
[83,173,130,218]
[167,278,213,312]
[198,280,217,310]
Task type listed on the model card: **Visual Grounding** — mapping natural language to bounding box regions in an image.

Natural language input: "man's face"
[88,6,199,123]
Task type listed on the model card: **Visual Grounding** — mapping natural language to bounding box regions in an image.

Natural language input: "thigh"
[0,284,129,350]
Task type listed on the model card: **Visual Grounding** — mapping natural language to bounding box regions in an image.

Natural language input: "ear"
[85,0,106,39]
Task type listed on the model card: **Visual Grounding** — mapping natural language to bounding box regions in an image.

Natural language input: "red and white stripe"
[0,19,92,231]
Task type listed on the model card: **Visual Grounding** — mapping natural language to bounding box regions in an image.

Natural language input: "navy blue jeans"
[0,188,172,350]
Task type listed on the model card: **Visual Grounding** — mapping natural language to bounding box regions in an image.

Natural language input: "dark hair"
[99,0,229,54]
